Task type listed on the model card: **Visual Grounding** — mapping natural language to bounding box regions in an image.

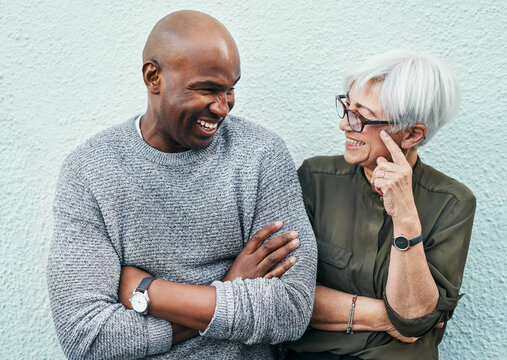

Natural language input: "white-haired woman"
[285,50,475,359]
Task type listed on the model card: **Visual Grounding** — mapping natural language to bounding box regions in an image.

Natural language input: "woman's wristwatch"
[129,276,157,315]
[392,234,423,251]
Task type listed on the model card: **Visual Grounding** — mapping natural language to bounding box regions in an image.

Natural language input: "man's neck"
[140,110,186,153]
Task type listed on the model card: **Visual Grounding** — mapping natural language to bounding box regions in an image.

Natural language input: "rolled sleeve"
[383,294,444,337]
[199,280,235,340]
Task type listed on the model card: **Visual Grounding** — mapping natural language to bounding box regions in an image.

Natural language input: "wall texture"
[1,0,505,358]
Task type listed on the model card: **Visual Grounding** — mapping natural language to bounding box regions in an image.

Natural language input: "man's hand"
[222,221,300,282]
[118,266,152,309]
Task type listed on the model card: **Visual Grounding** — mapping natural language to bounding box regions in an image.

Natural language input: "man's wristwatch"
[392,234,423,251]
[129,276,156,315]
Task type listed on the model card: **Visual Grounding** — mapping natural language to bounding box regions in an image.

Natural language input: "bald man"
[48,11,317,359]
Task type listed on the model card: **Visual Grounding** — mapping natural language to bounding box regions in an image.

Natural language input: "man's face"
[155,41,241,153]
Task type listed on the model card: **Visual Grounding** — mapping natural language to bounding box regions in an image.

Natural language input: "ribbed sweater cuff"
[200,280,235,339]
[146,316,173,355]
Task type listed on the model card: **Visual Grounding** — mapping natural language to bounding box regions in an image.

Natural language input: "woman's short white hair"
[343,50,460,146]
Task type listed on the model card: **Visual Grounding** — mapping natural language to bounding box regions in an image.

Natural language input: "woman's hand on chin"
[370,130,418,222]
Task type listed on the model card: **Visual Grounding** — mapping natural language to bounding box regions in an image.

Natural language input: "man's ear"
[401,124,427,150]
[142,62,161,94]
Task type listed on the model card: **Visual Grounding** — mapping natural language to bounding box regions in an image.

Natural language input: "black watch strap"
[409,234,423,247]
[393,234,423,250]
[136,276,156,293]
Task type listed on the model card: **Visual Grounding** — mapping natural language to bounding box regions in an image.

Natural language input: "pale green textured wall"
[1,0,505,358]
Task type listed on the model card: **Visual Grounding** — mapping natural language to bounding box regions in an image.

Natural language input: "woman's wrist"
[392,210,422,239]
[346,294,358,334]
[371,298,391,332]
[353,297,391,332]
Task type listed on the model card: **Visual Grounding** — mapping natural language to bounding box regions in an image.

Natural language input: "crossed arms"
[117,222,304,342]
[47,136,317,359]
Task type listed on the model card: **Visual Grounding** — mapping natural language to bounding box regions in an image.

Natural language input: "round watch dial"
[130,292,148,313]
[394,236,409,250]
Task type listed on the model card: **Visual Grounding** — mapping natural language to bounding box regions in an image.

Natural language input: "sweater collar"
[124,115,220,166]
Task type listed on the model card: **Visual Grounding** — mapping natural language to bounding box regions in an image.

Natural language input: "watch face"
[130,292,148,313]
[394,236,409,250]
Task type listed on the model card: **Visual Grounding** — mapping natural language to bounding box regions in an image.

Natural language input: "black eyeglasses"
[335,94,393,133]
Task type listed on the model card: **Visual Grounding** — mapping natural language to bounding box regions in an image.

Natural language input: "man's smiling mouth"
[197,119,218,129]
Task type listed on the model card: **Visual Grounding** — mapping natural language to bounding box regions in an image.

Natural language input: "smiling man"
[47,10,317,360]
[139,12,241,152]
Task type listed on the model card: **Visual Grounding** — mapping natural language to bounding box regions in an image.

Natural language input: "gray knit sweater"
[47,116,317,359]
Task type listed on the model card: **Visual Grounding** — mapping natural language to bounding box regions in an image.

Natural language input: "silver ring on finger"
[381,171,386,179]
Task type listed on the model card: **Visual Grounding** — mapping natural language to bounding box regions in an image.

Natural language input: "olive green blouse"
[287,155,475,360]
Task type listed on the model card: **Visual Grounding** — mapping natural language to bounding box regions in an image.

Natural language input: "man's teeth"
[347,139,364,146]
[197,120,217,129]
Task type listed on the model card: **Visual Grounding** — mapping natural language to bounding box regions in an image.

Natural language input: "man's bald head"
[140,11,241,153]
[142,10,239,69]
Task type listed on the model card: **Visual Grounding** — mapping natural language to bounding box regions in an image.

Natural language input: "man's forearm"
[149,280,216,331]
[310,285,388,332]
[171,323,199,344]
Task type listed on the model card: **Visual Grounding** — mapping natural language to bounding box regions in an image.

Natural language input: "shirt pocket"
[317,239,354,291]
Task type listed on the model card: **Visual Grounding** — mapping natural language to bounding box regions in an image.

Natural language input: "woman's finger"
[402,337,419,344]
[375,160,399,173]
[380,130,407,165]
[371,167,396,187]
[372,176,395,185]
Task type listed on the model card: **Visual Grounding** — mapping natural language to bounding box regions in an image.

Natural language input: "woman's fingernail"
[381,130,388,136]
[275,221,283,227]
[289,256,297,263]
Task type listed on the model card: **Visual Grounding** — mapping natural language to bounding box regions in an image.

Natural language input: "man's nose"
[209,93,230,118]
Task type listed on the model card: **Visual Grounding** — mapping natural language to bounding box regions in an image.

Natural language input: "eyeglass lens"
[336,98,345,118]
[347,111,363,132]
[336,96,364,132]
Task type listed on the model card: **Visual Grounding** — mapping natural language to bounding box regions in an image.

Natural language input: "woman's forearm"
[371,132,439,319]
[386,213,439,319]
[311,285,420,343]
[310,286,388,332]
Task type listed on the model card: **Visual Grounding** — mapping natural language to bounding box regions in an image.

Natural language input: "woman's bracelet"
[346,294,358,334]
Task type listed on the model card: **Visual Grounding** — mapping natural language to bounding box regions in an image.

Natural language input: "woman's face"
[339,80,403,173]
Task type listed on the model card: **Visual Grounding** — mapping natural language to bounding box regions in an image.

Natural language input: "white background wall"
[1,0,505,358]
